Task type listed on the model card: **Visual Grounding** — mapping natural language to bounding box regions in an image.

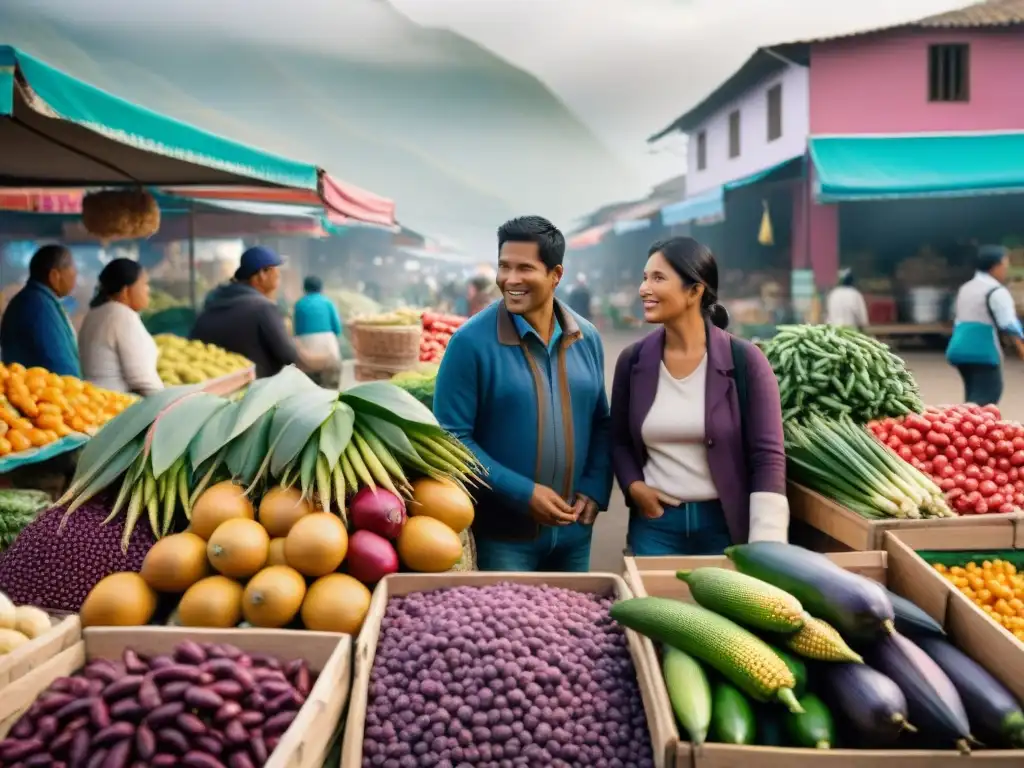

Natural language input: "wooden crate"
[0,615,80,690]
[885,530,1024,669]
[623,550,1024,767]
[0,626,352,768]
[789,481,1020,551]
[340,572,679,768]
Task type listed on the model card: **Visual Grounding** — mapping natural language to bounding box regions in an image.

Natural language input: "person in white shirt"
[825,269,869,329]
[78,259,164,396]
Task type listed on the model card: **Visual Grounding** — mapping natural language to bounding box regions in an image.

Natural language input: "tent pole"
[188,201,197,310]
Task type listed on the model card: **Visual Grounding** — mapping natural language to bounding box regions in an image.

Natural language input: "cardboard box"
[0,626,352,768]
[623,551,1024,767]
[0,614,80,690]
[340,572,678,768]
[885,530,1024,674]
[789,481,1020,551]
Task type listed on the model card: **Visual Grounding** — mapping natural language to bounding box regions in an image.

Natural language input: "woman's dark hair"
[29,244,73,283]
[304,275,323,293]
[839,269,856,288]
[90,258,143,308]
[648,236,729,329]
[977,244,1008,274]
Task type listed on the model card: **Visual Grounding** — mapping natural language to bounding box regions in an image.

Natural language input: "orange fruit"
[27,428,50,447]
[7,430,31,452]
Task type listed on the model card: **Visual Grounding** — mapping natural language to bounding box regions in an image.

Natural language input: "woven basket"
[450,529,477,572]
[353,361,416,382]
[349,323,421,368]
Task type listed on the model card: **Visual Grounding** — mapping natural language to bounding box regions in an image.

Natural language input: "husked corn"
[785,613,863,663]
[677,567,805,633]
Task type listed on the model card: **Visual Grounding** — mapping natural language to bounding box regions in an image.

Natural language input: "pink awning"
[0,189,82,213]
[319,172,396,229]
[567,224,610,250]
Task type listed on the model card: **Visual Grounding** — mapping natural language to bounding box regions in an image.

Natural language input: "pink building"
[652,0,1024,291]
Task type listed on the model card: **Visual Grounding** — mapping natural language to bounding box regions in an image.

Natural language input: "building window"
[767,84,782,141]
[696,131,707,171]
[728,111,741,158]
[929,44,969,102]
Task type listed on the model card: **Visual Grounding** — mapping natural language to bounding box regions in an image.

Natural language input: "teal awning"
[810,133,1024,202]
[660,155,802,226]
[0,45,319,189]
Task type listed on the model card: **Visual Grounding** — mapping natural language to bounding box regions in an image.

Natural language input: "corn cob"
[785,614,863,663]
[610,597,802,712]
[677,568,805,634]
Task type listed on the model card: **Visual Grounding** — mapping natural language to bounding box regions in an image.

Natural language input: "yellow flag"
[758,201,774,246]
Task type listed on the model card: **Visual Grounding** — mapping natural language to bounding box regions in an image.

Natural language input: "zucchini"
[869,632,971,753]
[662,646,712,745]
[725,542,895,641]
[915,636,1024,748]
[819,663,912,746]
[766,644,807,697]
[785,693,835,749]
[886,589,945,637]
[710,681,756,745]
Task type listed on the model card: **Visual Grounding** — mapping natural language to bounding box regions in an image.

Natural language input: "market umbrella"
[0,45,397,228]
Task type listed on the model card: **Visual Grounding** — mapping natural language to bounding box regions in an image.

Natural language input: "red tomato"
[995,472,1010,486]
[1013,437,1024,452]
[944,446,959,461]
[1012,451,1024,467]
[891,424,910,443]
[1000,503,1016,514]
[967,435,982,450]
[887,437,902,451]
[960,420,976,436]
[981,465,996,481]
[941,464,957,479]
[964,477,980,493]
[952,435,968,451]
[908,428,923,443]
[927,431,951,448]
[998,457,1013,473]
[963,448,975,464]
[925,444,938,459]
[984,439,997,454]
[975,449,990,463]
[953,457,968,471]
[932,455,949,472]
[983,404,1002,419]
[976,423,989,438]
[989,493,1005,508]
[921,461,934,475]
[1016,493,1024,506]
[965,465,982,480]
[979,479,999,496]
[976,500,990,515]
[990,428,1006,442]
[940,478,956,492]
[1011,468,1021,481]
[898,446,913,462]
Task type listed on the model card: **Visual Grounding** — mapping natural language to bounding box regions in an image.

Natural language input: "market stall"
[348,308,465,383]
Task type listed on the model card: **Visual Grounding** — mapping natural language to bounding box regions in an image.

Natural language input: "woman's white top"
[78,302,164,395]
[640,355,719,502]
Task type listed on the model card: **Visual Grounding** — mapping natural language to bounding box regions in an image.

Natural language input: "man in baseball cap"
[191,246,319,378]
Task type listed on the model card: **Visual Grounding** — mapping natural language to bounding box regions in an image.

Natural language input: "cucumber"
[662,646,712,745]
[766,644,807,697]
[785,693,836,749]
[724,542,895,642]
[710,681,756,745]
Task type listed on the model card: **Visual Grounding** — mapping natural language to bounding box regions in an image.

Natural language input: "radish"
[350,488,406,539]
[346,530,400,584]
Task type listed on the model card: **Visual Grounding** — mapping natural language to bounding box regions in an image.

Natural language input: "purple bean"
[195,735,224,756]
[137,680,161,710]
[37,692,76,715]
[122,650,147,675]
[182,752,227,768]
[101,739,131,768]
[156,729,189,755]
[89,699,110,730]
[249,730,268,764]
[150,665,203,685]
[227,752,255,768]
[90,722,135,748]
[135,723,156,761]
[144,702,185,728]
[35,715,58,741]
[68,729,91,767]
[101,676,144,703]
[109,700,146,722]
[237,711,264,728]
[151,756,178,768]
[176,713,207,736]
[264,710,297,736]
[224,720,248,745]
[148,655,175,670]
[174,641,207,665]
[159,681,189,702]
[184,687,224,710]
[3,739,43,761]
[213,701,243,726]
[208,680,243,700]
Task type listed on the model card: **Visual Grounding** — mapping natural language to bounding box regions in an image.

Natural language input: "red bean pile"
[0,641,314,768]
[364,582,655,768]
[0,496,155,613]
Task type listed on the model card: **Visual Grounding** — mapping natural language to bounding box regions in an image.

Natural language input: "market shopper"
[610,236,789,556]
[0,244,81,377]
[434,216,613,572]
[78,259,164,396]
[947,245,1024,406]
[825,268,869,329]
[191,246,325,378]
[293,276,343,388]
[568,272,593,321]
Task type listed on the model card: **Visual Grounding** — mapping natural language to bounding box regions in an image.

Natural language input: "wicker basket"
[353,361,417,382]
[349,323,421,368]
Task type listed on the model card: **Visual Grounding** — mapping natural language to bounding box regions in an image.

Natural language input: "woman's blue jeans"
[627,499,732,556]
[475,521,593,572]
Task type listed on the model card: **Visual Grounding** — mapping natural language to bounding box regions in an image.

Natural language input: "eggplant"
[886,589,945,637]
[869,632,971,752]
[915,636,1024,748]
[725,542,894,641]
[819,662,913,746]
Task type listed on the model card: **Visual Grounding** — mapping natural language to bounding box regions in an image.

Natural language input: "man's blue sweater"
[433,300,612,540]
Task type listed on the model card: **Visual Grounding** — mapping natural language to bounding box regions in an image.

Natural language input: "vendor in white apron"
[947,245,1024,406]
[293,276,343,388]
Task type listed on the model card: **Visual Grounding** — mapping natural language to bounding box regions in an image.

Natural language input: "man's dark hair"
[977,244,1008,274]
[468,275,492,293]
[29,244,73,283]
[497,216,565,271]
[303,276,323,293]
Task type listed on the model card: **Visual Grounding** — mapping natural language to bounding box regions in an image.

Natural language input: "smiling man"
[433,216,613,572]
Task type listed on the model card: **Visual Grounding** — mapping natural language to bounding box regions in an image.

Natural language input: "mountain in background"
[0,0,641,251]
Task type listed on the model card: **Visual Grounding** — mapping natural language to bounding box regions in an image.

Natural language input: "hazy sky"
[392,0,967,186]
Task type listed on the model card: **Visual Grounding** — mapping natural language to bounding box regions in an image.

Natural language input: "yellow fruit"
[190,481,255,540]
[267,538,288,567]
[242,566,307,628]
[0,591,15,630]
[258,487,313,537]
[80,572,158,627]
[13,606,51,639]
[178,576,245,628]
[409,478,475,533]
[139,532,210,592]
[301,574,372,634]
[0,628,29,653]
[284,513,348,577]
[206,519,270,579]
[397,516,463,572]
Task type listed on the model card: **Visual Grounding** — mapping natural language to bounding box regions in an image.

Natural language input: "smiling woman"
[610,236,789,556]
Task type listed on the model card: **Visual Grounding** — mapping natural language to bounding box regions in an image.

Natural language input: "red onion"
[350,488,406,539]
[346,530,399,585]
